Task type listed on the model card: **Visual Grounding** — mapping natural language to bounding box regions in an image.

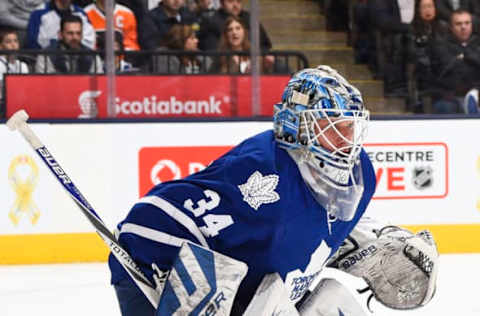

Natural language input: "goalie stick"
[6,110,160,308]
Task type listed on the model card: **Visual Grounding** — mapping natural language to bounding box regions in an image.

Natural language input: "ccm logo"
[138,146,232,196]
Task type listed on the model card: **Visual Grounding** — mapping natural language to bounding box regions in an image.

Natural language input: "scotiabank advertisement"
[5,75,289,118]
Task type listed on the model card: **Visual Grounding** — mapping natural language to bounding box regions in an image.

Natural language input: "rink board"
[1,120,479,264]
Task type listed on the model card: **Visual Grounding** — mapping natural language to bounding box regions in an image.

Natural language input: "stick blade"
[6,110,29,131]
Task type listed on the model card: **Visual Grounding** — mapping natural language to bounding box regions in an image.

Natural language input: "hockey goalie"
[108,65,439,315]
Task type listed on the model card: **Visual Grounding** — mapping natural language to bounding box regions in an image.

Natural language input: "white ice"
[0,254,478,316]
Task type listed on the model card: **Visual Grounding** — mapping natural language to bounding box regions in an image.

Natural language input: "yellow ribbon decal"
[8,155,40,225]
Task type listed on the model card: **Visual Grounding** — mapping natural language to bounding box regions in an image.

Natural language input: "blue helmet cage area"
[273,66,370,188]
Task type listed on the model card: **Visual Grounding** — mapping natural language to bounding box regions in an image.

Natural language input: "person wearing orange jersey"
[84,0,140,50]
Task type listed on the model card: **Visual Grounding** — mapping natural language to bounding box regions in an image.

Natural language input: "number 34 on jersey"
[183,189,234,237]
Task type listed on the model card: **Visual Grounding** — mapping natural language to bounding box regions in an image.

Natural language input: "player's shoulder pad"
[220,130,279,175]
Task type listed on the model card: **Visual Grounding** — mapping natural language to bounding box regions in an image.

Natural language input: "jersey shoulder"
[146,130,283,213]
[204,129,285,181]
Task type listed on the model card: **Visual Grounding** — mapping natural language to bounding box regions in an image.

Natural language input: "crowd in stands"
[322,0,480,114]
[0,0,291,78]
[3,0,478,115]
[0,0,309,118]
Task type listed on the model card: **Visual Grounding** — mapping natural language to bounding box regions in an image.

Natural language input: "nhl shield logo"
[412,166,433,189]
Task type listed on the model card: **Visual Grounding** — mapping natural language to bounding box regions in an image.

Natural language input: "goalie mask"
[273,65,369,189]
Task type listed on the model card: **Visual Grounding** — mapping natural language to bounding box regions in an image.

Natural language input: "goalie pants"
[113,278,156,316]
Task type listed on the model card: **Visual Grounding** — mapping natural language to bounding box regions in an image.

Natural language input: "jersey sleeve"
[119,196,207,265]
[110,180,229,285]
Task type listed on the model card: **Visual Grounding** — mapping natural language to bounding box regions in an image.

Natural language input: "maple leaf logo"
[238,171,280,210]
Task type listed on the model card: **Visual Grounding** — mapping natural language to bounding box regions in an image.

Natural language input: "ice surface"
[0,254,478,315]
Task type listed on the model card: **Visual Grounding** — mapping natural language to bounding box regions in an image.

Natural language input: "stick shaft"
[13,119,160,308]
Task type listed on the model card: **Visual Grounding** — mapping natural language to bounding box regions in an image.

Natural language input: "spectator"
[435,0,479,26]
[198,0,272,51]
[0,28,29,108]
[139,0,197,50]
[211,16,272,74]
[429,9,480,113]
[111,32,134,72]
[405,0,448,110]
[408,0,448,56]
[192,0,217,24]
[27,0,95,49]
[154,23,212,73]
[84,0,140,51]
[0,28,30,74]
[98,31,136,72]
[35,14,102,73]
[373,0,416,96]
[0,0,48,46]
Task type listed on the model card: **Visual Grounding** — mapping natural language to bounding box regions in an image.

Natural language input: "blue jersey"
[109,130,376,312]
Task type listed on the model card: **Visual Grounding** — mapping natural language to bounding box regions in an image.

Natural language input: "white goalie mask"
[273,65,369,189]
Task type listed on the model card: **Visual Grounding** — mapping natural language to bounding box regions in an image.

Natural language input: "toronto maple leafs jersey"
[109,130,376,313]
